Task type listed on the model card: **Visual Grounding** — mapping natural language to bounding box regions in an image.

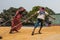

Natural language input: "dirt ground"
[0,26,60,40]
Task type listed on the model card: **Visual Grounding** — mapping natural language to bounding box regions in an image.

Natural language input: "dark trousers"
[34,18,44,28]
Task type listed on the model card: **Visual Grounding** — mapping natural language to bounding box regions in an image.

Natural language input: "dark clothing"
[34,18,44,28]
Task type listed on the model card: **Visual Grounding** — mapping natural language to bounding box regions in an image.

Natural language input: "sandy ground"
[0,26,60,40]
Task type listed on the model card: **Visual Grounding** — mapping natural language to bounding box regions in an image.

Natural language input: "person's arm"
[31,12,37,17]
[30,11,40,17]
[24,12,37,22]
[27,13,37,20]
[45,11,56,20]
[14,10,19,18]
[48,15,56,20]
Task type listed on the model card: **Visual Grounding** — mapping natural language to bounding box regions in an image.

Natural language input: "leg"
[38,20,44,34]
[14,28,19,32]
[9,29,13,34]
[9,20,14,34]
[9,28,19,34]
[31,27,36,35]
[38,26,43,34]
[32,19,40,35]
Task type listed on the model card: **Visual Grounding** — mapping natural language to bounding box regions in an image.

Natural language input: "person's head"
[39,7,45,11]
[19,7,26,12]
[18,7,27,16]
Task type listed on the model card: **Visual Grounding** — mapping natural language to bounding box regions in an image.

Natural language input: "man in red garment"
[9,7,26,33]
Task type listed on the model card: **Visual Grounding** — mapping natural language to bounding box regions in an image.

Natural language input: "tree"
[0,6,55,26]
[45,7,55,14]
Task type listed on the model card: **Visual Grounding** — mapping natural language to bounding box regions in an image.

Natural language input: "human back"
[37,7,46,20]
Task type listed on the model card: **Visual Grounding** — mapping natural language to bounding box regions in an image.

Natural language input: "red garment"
[11,10,22,30]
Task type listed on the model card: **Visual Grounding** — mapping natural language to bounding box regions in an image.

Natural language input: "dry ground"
[0,26,60,40]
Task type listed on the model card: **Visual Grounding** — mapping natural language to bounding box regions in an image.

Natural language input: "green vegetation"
[0,6,55,26]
